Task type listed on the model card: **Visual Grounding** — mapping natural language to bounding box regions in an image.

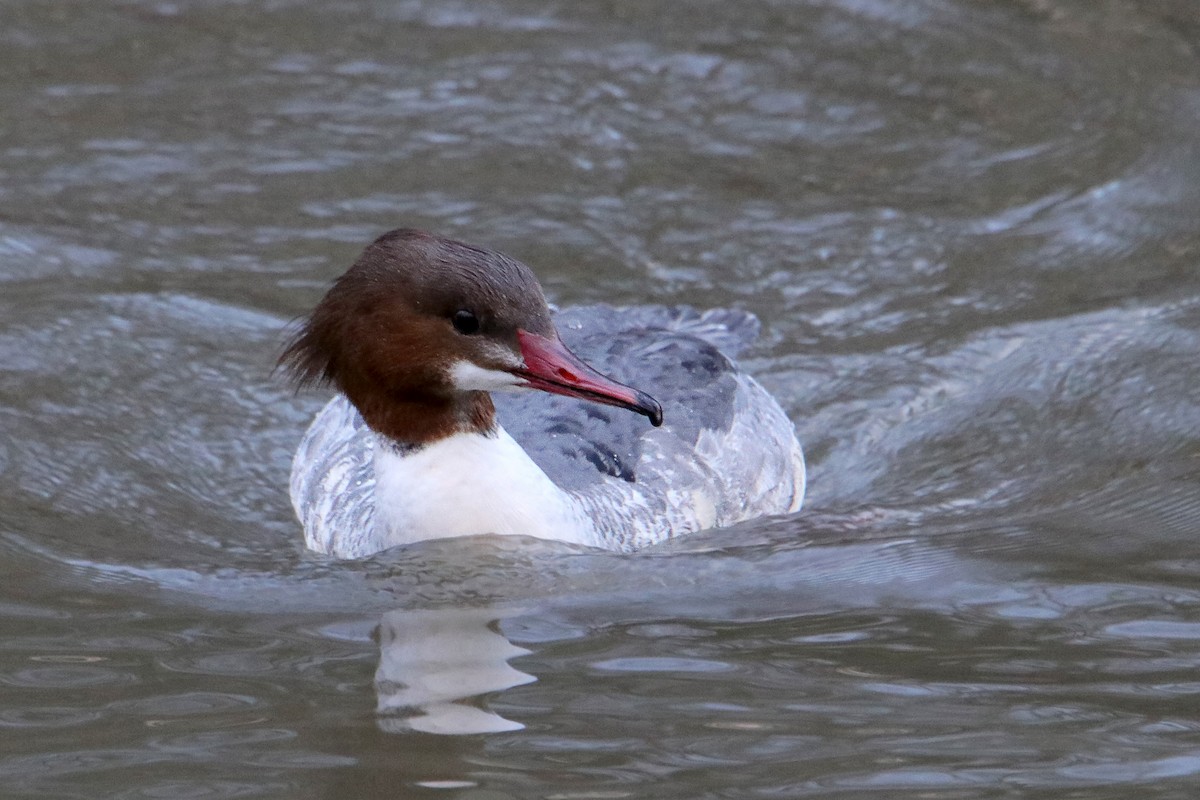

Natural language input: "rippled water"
[3,0,1200,797]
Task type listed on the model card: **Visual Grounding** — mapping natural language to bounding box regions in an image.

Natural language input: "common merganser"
[281,229,805,558]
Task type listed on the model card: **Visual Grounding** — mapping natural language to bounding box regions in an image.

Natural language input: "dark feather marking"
[496,304,753,490]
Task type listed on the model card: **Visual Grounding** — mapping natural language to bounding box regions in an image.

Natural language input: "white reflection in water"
[374,607,534,735]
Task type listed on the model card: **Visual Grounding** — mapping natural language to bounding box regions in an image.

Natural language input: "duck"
[281,228,805,558]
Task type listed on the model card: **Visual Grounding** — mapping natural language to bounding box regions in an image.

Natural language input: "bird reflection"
[374,606,535,734]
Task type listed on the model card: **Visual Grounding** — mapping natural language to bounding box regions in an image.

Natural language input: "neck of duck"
[368,394,598,550]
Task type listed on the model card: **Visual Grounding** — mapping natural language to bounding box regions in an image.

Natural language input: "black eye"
[451,309,480,335]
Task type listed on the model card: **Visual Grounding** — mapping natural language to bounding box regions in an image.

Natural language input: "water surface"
[3,1,1200,797]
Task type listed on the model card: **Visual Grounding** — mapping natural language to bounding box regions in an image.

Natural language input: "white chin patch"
[448,360,525,392]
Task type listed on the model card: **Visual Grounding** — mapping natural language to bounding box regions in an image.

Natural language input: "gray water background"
[3,0,1200,796]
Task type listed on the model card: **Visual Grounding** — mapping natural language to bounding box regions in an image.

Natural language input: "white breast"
[371,427,598,550]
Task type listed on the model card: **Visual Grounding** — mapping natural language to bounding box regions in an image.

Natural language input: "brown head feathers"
[279,229,555,445]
